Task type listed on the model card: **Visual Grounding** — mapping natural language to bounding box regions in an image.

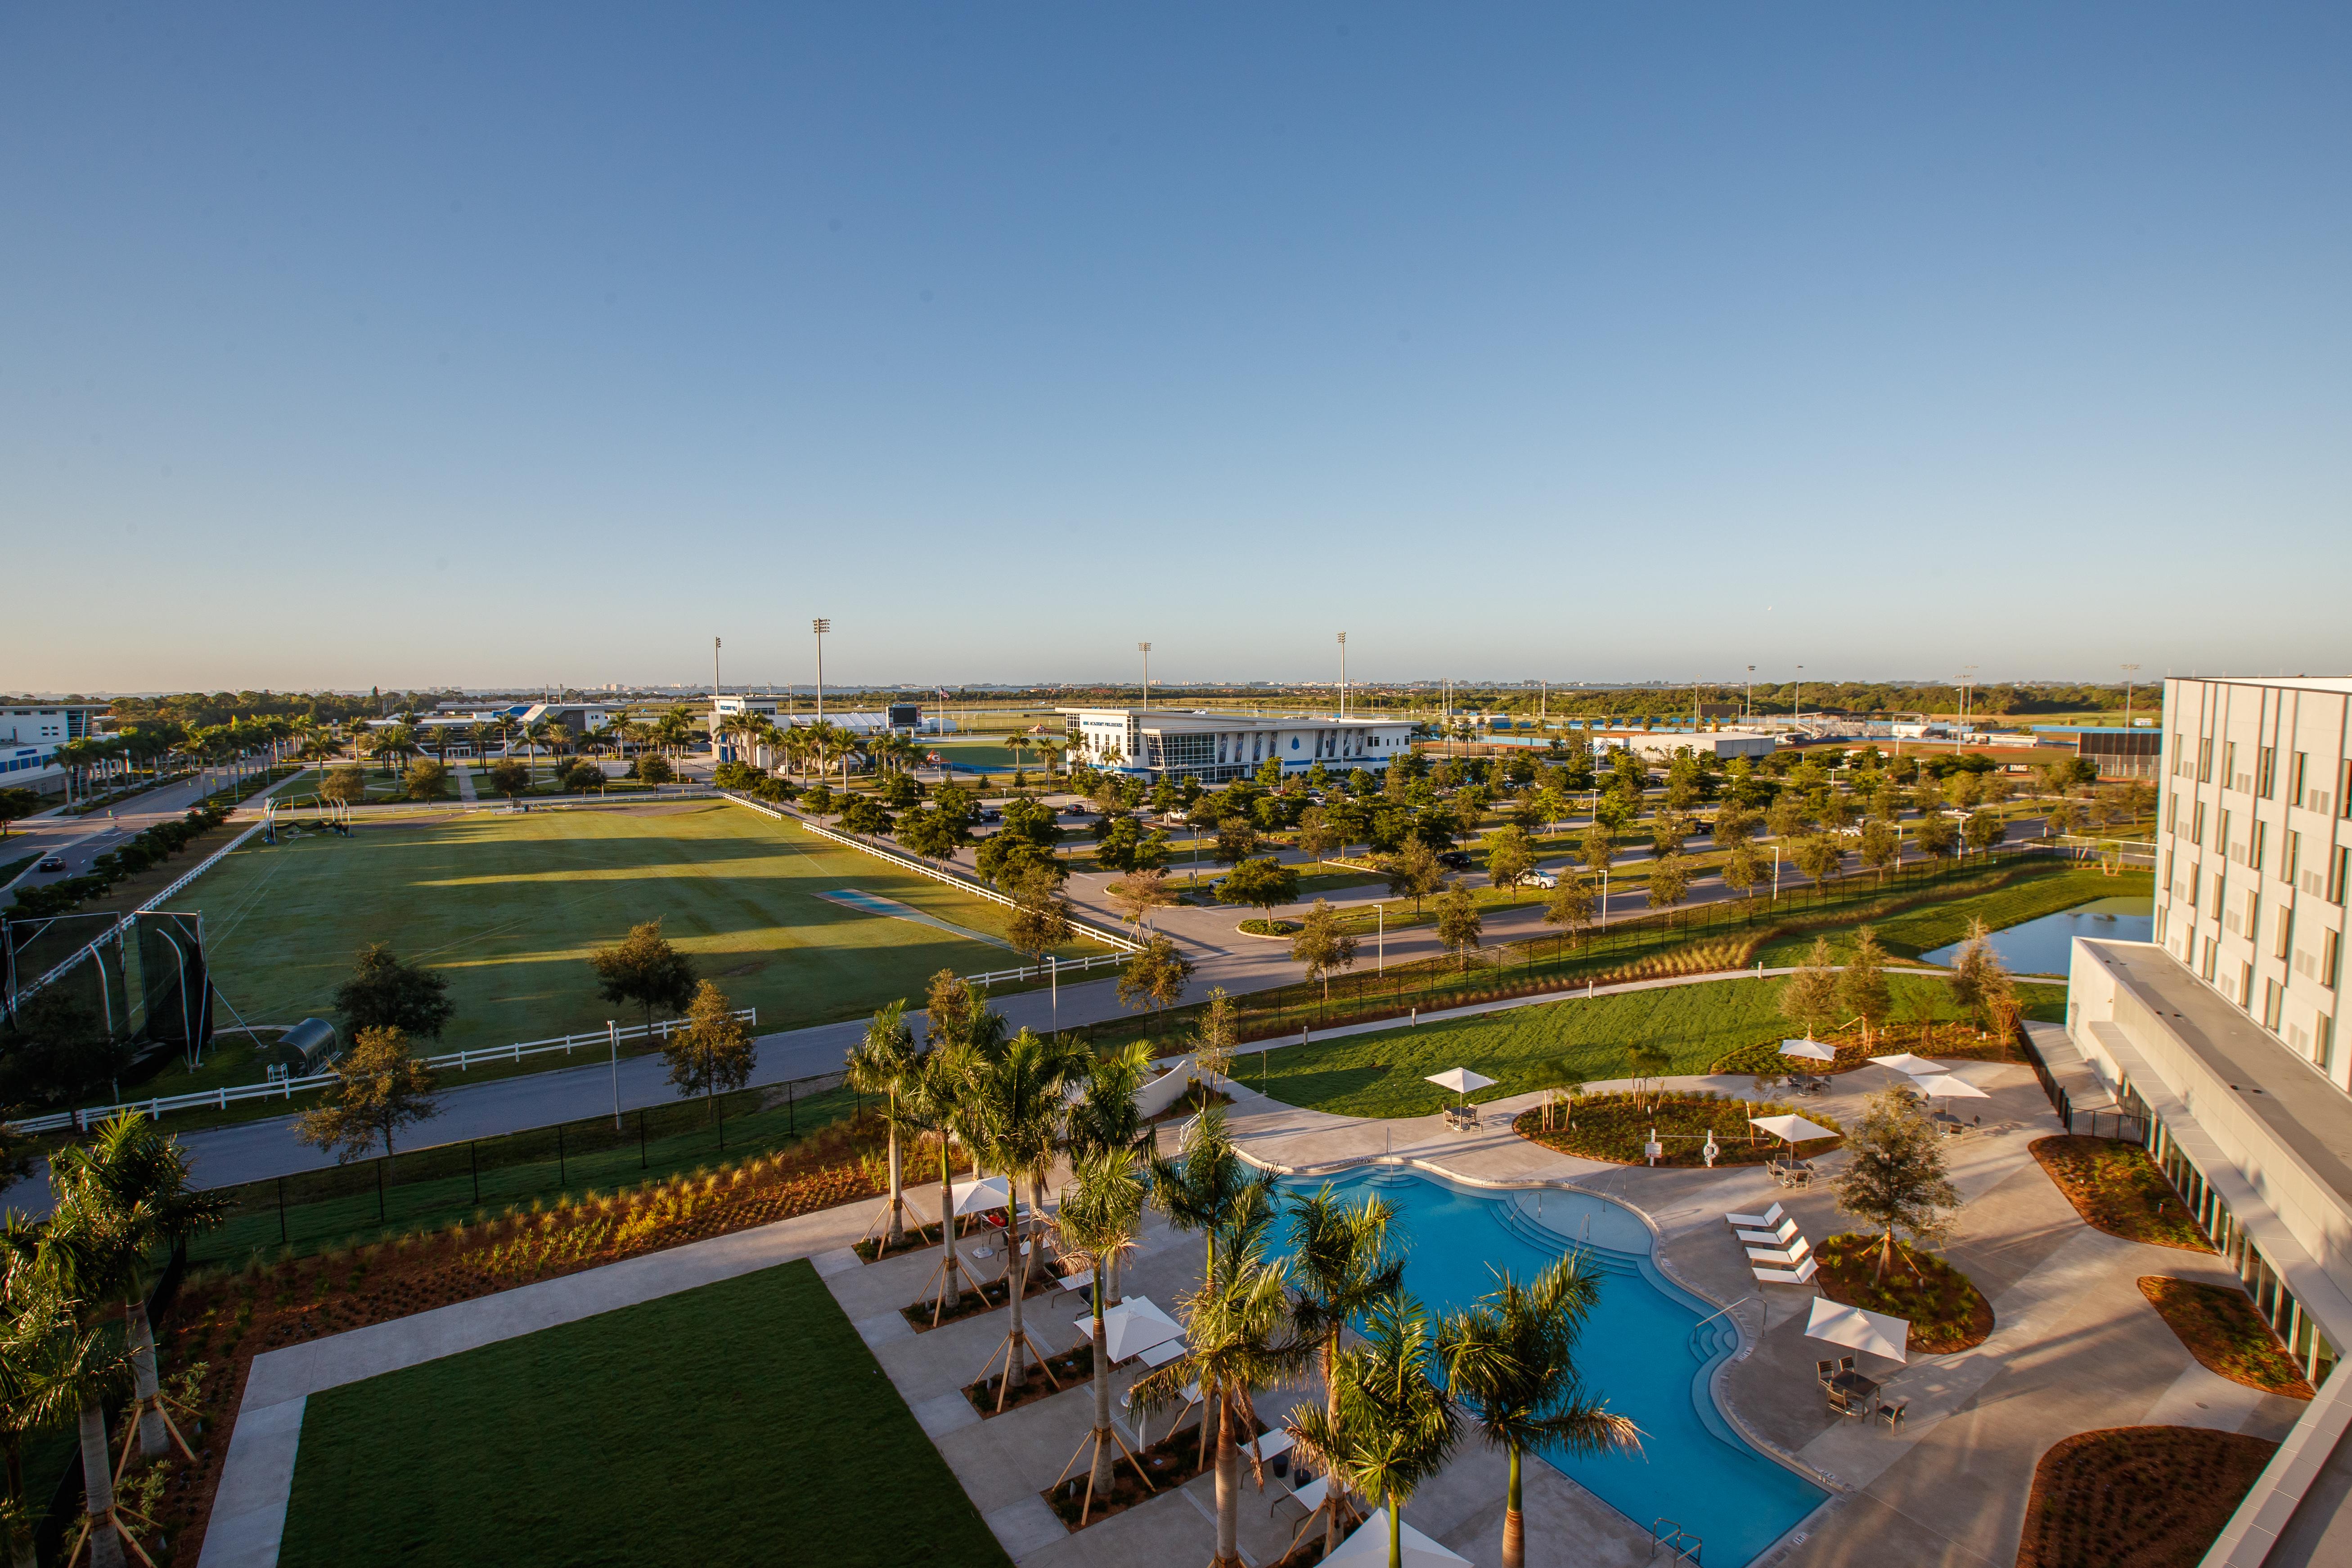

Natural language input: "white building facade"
[2066,677,2352,1566]
[1058,708,1415,784]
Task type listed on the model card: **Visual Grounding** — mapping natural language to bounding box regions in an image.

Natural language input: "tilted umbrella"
[1324,1510,1472,1568]
[1907,1072,1991,1102]
[1869,1051,1943,1076]
[1806,1296,1910,1364]
[1424,1067,1498,1095]
[1098,1295,1185,1362]
[1748,1113,1838,1149]
[1778,1038,1835,1062]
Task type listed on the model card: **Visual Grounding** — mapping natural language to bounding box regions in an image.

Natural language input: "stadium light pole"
[813,620,831,721]
[1337,632,1347,720]
[2121,663,2141,731]
[1746,665,1755,722]
[1138,642,1151,712]
[713,636,722,699]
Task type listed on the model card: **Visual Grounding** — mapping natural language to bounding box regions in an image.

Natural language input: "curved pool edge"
[1235,1141,1852,1521]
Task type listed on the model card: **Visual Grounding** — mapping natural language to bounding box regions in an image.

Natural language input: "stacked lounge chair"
[1724,1201,1818,1285]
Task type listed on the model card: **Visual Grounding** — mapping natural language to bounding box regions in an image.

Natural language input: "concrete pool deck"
[200,1037,2303,1568]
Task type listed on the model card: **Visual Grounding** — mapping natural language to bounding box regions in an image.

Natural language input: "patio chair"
[1815,1360,1838,1388]
[1724,1201,1784,1231]
[1737,1216,1801,1247]
[1878,1399,1908,1431]
[1745,1236,1811,1267]
[1752,1256,1819,1285]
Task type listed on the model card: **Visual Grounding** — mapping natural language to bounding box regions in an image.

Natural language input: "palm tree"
[1006,734,1034,776]
[53,1114,229,1458]
[0,1277,115,1568]
[1150,1103,1272,1280]
[1130,1205,1311,1568]
[1287,1185,1406,1555]
[964,1029,1085,1404]
[5,1205,139,1568]
[902,1044,974,1322]
[844,1002,924,1250]
[1064,1040,1152,1303]
[1049,1146,1152,1521]
[1438,1255,1642,1568]
[1291,1293,1462,1568]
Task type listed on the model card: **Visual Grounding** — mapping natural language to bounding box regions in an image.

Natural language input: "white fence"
[717,791,1143,954]
[13,1008,756,1135]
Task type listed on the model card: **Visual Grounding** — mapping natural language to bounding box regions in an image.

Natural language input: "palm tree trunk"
[937,1148,961,1313]
[1213,1393,1241,1567]
[1323,1333,1347,1557]
[78,1400,122,1568]
[1503,1444,1525,1568]
[1385,1487,1403,1568]
[1090,1300,1115,1493]
[1005,1198,1029,1393]
[126,1298,166,1459]
[884,1095,906,1248]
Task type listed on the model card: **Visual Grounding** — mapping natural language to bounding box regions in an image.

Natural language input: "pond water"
[1920,895,2153,975]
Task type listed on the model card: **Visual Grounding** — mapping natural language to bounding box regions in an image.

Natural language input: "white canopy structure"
[1425,1067,1498,1096]
[949,1176,1014,1217]
[1099,1295,1184,1362]
[1749,1113,1839,1146]
[1908,1072,1992,1101]
[1778,1038,1835,1062]
[1324,1510,1472,1568]
[1869,1052,1943,1076]
[1805,1296,1911,1363]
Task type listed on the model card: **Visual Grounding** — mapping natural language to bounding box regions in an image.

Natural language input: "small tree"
[1193,986,1239,1089]
[318,764,366,806]
[1541,876,1595,949]
[589,919,698,1033]
[1913,811,1958,861]
[1212,816,1260,867]
[1645,854,1691,924]
[1839,927,1893,1047]
[665,979,756,1118]
[1005,867,1072,962]
[1296,807,1342,868]
[1108,868,1176,930]
[403,759,449,801]
[1791,832,1844,892]
[488,759,532,798]
[1623,1045,1672,1113]
[1216,856,1298,929]
[1291,899,1359,1001]
[0,787,40,838]
[1945,917,2016,1035]
[637,754,675,786]
[334,943,456,1041]
[1858,820,1900,882]
[1964,808,2006,856]
[1435,885,1482,971]
[1834,1088,1961,1281]
[1484,827,1536,900]
[1720,839,1765,901]
[1579,824,1614,876]
[294,1025,442,1160]
[1117,934,1195,1034]
[1385,840,1445,915]
[1780,937,1841,1039]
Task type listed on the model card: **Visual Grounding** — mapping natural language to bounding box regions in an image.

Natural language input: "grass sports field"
[277,1259,1008,1568]
[1250,972,1997,1118]
[181,801,1092,1054]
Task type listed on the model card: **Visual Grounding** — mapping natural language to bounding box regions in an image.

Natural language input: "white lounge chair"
[1725,1201,1784,1231]
[1753,1256,1819,1285]
[1736,1217,1800,1247]
[1746,1235,1811,1267]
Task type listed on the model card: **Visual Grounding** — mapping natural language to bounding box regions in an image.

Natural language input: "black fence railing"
[2014,1027,2149,1145]
[188,1068,859,1267]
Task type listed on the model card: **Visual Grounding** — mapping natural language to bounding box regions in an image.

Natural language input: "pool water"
[1279,1167,1824,1565]
[1919,895,2153,975]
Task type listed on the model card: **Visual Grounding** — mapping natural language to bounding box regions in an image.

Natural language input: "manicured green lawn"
[1249,973,1982,1117]
[277,1259,1008,1568]
[176,801,1088,1057]
[1754,867,2150,965]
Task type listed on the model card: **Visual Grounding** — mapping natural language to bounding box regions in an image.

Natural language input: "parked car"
[1524,868,1559,890]
[1437,850,1474,871]
[35,855,66,873]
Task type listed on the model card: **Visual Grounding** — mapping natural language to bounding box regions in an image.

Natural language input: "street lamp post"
[1138,642,1151,713]
[2122,663,2141,732]
[608,1019,621,1130]
[1746,665,1755,722]
[1794,666,1803,732]
[1375,902,1384,973]
[812,620,831,721]
[1337,632,1347,720]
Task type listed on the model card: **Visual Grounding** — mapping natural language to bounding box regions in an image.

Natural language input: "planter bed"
[1040,1411,1272,1531]
[2137,1276,2314,1397]
[1814,1233,1992,1354]
[964,1341,1095,1418]
[899,1269,1058,1333]
[1710,1018,2022,1077]
[2018,1425,2276,1568]
[2033,1136,2213,1251]
[1513,1091,1841,1167]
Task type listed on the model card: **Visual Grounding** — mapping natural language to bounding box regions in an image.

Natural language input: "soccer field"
[182,801,1088,1049]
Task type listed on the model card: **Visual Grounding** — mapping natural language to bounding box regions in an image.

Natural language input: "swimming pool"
[1278,1166,1825,1565]
[1919,895,2153,975]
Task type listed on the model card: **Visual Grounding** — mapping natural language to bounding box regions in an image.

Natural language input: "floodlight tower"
[2122,662,2141,730]
[1746,665,1755,722]
[1337,632,1348,719]
[1138,642,1151,711]
[813,620,831,720]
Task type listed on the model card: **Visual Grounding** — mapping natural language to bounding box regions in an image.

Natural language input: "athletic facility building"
[1057,707,1415,783]
[2066,675,2352,1567]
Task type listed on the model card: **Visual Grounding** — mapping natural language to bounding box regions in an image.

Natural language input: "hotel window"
[2167,794,2180,834]
[2191,802,2205,845]
[2223,741,2238,788]
[2241,962,2256,1010]
[2258,747,2277,798]
[2321,1015,2338,1073]
[2217,810,2231,858]
[2275,907,2294,960]
[2252,822,2267,872]
[2291,752,2310,806]
[2264,979,2284,1030]
[2326,930,2343,990]
[2284,830,2301,885]
[2197,737,2213,782]
[2333,848,2350,906]
[2201,937,2218,981]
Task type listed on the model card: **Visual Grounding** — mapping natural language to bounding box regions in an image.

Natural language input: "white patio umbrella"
[1425,1067,1498,1096]
[949,1176,1014,1216]
[1805,1296,1911,1364]
[1908,1072,1992,1102]
[1778,1038,1835,1062]
[1099,1295,1184,1362]
[1749,1113,1838,1149]
[1324,1510,1472,1568]
[1869,1052,1943,1076]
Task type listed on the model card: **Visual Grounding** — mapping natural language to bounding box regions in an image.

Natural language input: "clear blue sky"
[4,4,2346,693]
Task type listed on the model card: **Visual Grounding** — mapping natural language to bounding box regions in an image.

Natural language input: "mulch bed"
[965,1342,1095,1418]
[1040,1411,1273,1530]
[1514,1091,1841,1167]
[2032,1136,2213,1252]
[2017,1425,2276,1568]
[1711,1018,2022,1077]
[125,1133,891,1567]
[1814,1233,1994,1354]
[899,1268,1060,1333]
[2137,1277,2314,1398]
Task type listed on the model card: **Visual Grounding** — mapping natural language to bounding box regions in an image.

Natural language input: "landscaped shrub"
[2138,1277,2313,1397]
[2018,1425,2276,1568]
[2033,1136,2212,1251]
[1514,1090,1840,1167]
[1813,1232,1992,1353]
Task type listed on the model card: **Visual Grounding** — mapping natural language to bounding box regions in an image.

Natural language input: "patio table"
[1830,1370,1881,1409]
